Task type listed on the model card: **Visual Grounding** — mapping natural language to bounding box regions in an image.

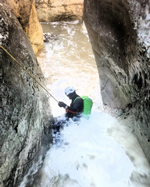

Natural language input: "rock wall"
[7,0,44,54]
[84,0,150,163]
[35,0,84,22]
[0,1,52,187]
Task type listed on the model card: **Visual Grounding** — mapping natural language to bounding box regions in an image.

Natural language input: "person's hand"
[58,101,67,108]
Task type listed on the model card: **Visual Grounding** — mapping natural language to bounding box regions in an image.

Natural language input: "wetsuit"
[65,93,83,118]
[53,93,83,133]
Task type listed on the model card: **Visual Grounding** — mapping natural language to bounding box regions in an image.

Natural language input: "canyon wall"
[84,0,150,163]
[35,0,84,22]
[0,0,150,186]
[6,0,44,54]
[0,1,52,187]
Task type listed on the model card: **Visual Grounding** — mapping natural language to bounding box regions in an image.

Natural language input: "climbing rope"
[0,45,58,103]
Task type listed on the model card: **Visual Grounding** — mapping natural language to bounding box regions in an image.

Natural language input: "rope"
[0,45,58,103]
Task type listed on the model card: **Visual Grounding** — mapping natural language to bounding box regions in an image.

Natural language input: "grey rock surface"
[84,0,150,162]
[0,1,52,187]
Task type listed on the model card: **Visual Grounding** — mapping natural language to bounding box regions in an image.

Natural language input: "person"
[52,86,83,134]
[58,86,83,118]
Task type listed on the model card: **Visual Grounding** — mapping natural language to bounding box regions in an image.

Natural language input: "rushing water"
[20,21,150,187]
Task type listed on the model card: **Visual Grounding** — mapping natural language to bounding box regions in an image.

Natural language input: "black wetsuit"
[66,93,83,118]
[53,93,83,133]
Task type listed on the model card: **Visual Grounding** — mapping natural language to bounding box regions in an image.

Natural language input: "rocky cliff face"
[0,1,52,187]
[7,0,44,54]
[84,0,150,163]
[35,0,84,22]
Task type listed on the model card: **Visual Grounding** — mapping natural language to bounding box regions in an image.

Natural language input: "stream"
[19,21,150,187]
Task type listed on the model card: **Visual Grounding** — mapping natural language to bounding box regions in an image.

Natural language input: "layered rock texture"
[35,0,84,22]
[7,0,44,54]
[0,1,52,187]
[84,0,150,162]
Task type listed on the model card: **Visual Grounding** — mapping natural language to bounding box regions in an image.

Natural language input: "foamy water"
[19,21,150,187]
[40,112,134,187]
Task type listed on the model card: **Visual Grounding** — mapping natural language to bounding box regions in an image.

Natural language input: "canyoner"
[58,86,93,119]
[53,86,93,134]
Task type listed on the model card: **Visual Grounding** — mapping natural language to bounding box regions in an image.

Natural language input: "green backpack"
[81,96,93,116]
[73,96,93,117]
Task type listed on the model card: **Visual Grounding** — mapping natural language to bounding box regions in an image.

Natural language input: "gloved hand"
[58,101,67,108]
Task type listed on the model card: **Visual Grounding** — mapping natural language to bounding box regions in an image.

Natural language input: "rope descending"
[0,45,58,103]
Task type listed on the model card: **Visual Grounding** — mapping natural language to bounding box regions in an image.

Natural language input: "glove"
[58,101,67,108]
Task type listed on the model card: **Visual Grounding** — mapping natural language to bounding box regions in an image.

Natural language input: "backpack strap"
[73,97,80,104]
[81,96,88,100]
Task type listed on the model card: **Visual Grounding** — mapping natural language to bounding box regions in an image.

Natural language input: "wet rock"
[84,0,150,163]
[0,1,52,187]
[35,0,84,22]
[6,0,44,54]
[43,33,58,42]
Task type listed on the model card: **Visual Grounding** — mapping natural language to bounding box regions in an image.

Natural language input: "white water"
[20,21,150,187]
